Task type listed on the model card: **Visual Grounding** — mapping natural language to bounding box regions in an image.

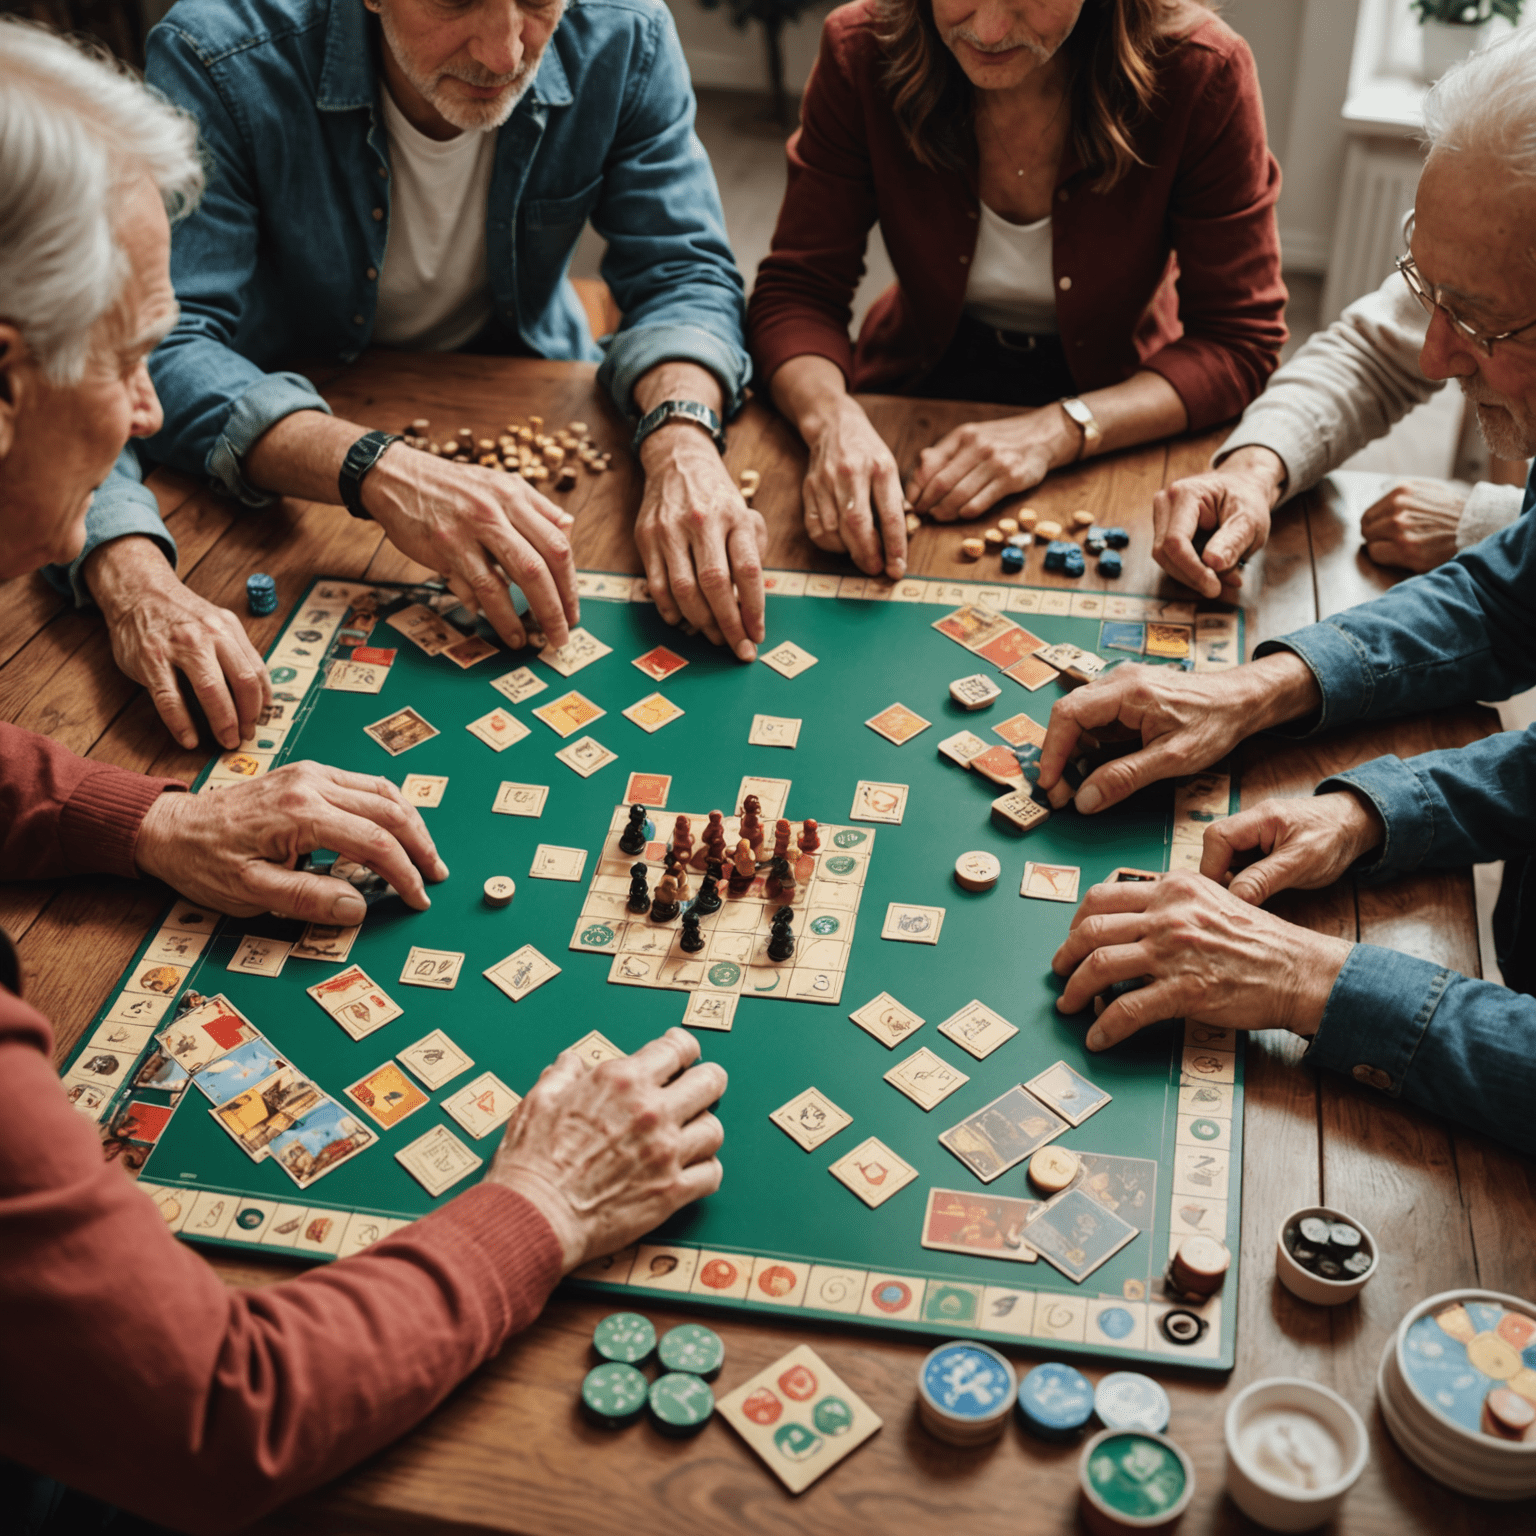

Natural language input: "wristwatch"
[338,430,403,519]
[1058,397,1103,460]
[631,399,727,456]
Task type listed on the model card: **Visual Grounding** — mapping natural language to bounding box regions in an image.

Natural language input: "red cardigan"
[748,2,1287,428]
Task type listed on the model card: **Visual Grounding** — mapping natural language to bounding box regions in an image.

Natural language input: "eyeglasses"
[1395,214,1536,357]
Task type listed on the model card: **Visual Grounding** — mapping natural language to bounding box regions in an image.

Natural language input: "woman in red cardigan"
[748,0,1286,578]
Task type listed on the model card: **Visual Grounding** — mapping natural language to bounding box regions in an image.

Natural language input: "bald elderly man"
[0,22,723,1531]
[1038,30,1536,1159]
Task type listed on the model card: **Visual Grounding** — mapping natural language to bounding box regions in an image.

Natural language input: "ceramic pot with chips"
[1274,1206,1377,1305]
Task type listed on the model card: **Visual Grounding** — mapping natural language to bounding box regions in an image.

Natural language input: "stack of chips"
[1018,1361,1096,1441]
[580,1312,723,1437]
[246,573,277,617]
[916,1342,1017,1446]
[1166,1235,1231,1301]
[1000,544,1025,574]
[1284,1215,1372,1282]
[1077,1427,1196,1534]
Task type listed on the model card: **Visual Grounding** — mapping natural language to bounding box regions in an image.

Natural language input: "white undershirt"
[963,203,1059,336]
[373,85,497,351]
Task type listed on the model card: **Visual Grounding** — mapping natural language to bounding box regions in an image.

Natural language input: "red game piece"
[773,818,791,861]
[797,819,820,855]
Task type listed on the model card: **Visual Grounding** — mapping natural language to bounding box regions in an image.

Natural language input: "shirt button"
[377,165,387,178]
[1351,1064,1394,1092]
[1058,275,1072,291]
[366,267,378,281]
[372,207,384,221]
[352,314,364,326]
[967,209,977,219]
[959,255,970,265]
[1058,188,1069,202]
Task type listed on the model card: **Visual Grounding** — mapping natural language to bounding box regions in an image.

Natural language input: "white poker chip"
[483,876,516,908]
[954,851,1001,892]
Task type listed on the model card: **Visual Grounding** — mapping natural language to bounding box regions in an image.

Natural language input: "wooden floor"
[2,354,1532,1534]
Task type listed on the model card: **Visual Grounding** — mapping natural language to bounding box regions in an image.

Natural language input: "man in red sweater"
[0,22,726,1533]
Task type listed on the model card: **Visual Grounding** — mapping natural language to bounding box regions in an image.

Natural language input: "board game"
[61,568,1245,1373]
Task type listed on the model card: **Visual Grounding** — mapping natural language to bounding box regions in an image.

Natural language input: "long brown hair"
[874,0,1207,191]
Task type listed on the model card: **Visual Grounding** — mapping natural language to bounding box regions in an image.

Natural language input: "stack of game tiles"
[916,1342,1018,1446]
[1376,1288,1536,1499]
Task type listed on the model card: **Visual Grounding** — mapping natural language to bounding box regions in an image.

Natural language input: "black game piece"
[693,864,722,916]
[619,804,647,856]
[1298,1216,1332,1247]
[1342,1251,1373,1277]
[627,862,651,915]
[767,906,795,963]
[680,911,705,953]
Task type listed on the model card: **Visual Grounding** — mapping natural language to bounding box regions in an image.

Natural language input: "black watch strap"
[631,399,726,456]
[338,430,402,519]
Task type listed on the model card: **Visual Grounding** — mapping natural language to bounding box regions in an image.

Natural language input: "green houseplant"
[1412,2,1523,80]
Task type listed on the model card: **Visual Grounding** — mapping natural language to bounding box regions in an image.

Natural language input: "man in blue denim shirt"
[60,0,764,753]
[1037,32,1536,1157]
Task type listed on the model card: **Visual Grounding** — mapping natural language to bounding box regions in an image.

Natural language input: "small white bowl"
[1224,1378,1368,1531]
[1274,1206,1377,1306]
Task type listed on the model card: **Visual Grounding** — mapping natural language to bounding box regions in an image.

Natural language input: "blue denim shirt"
[1257,488,1536,1155]
[50,0,747,602]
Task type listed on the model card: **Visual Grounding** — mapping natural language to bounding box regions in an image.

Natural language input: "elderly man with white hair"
[1035,29,1536,1159]
[0,23,726,1532]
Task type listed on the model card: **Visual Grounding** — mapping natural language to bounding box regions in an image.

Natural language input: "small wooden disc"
[1072,509,1095,529]
[959,537,985,561]
[1170,1234,1230,1296]
[998,517,1019,534]
[1034,519,1062,541]
[1028,1145,1079,1194]
[982,527,1005,548]
[483,876,516,908]
[954,851,1002,891]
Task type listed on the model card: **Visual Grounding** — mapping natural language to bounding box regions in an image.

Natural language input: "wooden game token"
[960,537,985,560]
[1072,510,1095,530]
[949,673,1001,710]
[1486,1387,1536,1439]
[998,517,1019,534]
[1035,519,1063,540]
[954,851,1001,892]
[482,876,515,908]
[983,527,1005,549]
[1168,1234,1230,1298]
[991,788,1049,833]
[1028,1143,1079,1193]
[905,511,921,534]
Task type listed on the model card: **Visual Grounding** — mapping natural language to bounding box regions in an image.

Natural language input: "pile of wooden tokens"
[580,1312,724,1437]
[398,416,611,490]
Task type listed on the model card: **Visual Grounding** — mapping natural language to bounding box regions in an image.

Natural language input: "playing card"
[568,1029,626,1066]
[937,729,990,768]
[622,692,684,733]
[865,703,932,745]
[938,1086,1067,1183]
[849,781,908,824]
[992,713,1046,749]
[759,640,818,678]
[1074,1153,1158,1230]
[344,1062,430,1129]
[828,1136,918,1208]
[364,706,440,756]
[748,714,801,748]
[770,1086,852,1152]
[1003,654,1058,691]
[1145,622,1193,660]
[884,1046,969,1110]
[400,773,449,807]
[631,644,688,682]
[395,1123,483,1197]
[192,1035,289,1105]
[529,844,587,881]
[305,965,402,1040]
[441,1071,521,1139]
[735,775,791,822]
[209,1066,324,1162]
[1021,862,1081,902]
[227,936,290,977]
[932,605,1016,651]
[398,947,464,989]
[921,1187,1043,1263]
[324,659,388,693]
[291,922,360,964]
[141,926,209,966]
[491,781,548,816]
[880,902,944,944]
[682,990,738,1031]
[444,633,499,669]
[483,944,561,1002]
[1100,621,1147,655]
[535,627,612,677]
[849,992,924,1049]
[396,1028,473,1089]
[555,735,617,777]
[385,603,459,655]
[976,626,1046,669]
[1021,1186,1140,1282]
[533,689,606,738]
[466,707,532,752]
[936,1000,1017,1061]
[489,665,548,704]
[1025,1060,1112,1126]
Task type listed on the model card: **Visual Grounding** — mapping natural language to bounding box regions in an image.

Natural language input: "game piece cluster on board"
[946,504,1128,580]
[581,1312,724,1436]
[398,414,611,490]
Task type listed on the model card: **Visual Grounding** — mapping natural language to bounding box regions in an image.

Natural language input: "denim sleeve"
[1309,943,1536,1157]
[1254,507,1536,730]
[590,6,749,416]
[143,25,331,502]
[41,447,178,606]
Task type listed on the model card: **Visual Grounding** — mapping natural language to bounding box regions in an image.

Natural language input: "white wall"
[665,0,836,94]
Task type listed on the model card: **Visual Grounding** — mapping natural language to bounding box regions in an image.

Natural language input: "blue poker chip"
[1017,1361,1095,1439]
[919,1342,1017,1422]
[245,573,277,616]
[1094,1371,1171,1433]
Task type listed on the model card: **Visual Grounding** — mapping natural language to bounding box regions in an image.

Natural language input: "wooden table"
[3,355,1531,1535]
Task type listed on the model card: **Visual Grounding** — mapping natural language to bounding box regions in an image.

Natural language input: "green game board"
[62,570,1243,1373]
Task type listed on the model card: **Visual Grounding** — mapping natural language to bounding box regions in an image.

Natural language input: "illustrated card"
[385,604,458,655]
[1004,654,1058,691]
[770,1086,852,1152]
[396,1029,473,1089]
[529,844,587,881]
[568,1029,625,1066]
[444,634,499,670]
[1074,1153,1158,1231]
[829,1136,918,1208]
[266,1097,376,1189]
[555,735,617,777]
[682,990,738,1031]
[622,692,684,733]
[363,706,440,757]
[533,689,606,738]
[158,996,259,1076]
[850,992,924,1049]
[748,714,801,748]
[227,936,290,978]
[884,1047,969,1111]
[993,713,1046,750]
[1145,622,1193,660]
[1021,862,1081,903]
[1034,642,1087,673]
[865,703,932,745]
[938,1086,1067,1183]
[932,604,1016,651]
[344,1062,430,1130]
[535,627,612,677]
[1101,621,1147,655]
[969,745,1025,787]
[490,665,547,704]
[921,1187,1043,1264]
[492,781,549,817]
[324,659,388,694]
[880,902,944,944]
[759,640,818,679]
[193,1035,289,1106]
[305,965,402,1040]
[632,644,688,682]
[210,1066,324,1162]
[948,674,1000,710]
[715,1344,882,1495]
[291,923,360,964]
[976,626,1046,669]
[441,1071,521,1139]
[1022,1187,1140,1282]
[395,1124,483,1198]
[112,1100,173,1146]
[398,947,464,990]
[483,944,561,1002]
[466,707,531,752]
[937,729,989,768]
[849,781,908,825]
[1025,1060,1113,1127]
[623,771,672,807]
[400,773,449,807]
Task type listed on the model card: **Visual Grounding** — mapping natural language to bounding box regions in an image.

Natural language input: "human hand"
[84,535,270,752]
[1038,653,1321,814]
[798,394,908,579]
[1199,790,1384,905]
[1359,478,1464,571]
[635,424,767,660]
[905,405,1078,521]
[134,761,447,923]
[362,444,578,652]
[1152,447,1286,599]
[1051,871,1353,1048]
[487,1028,726,1272]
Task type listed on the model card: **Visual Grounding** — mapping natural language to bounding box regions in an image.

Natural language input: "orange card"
[865,703,932,746]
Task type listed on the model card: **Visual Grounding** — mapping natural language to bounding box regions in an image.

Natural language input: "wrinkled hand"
[905,406,1076,521]
[85,536,270,751]
[488,1028,726,1272]
[1152,448,1285,599]
[799,395,908,579]
[134,761,447,923]
[1199,790,1384,905]
[1360,478,1464,571]
[1051,871,1352,1049]
[363,443,578,652]
[635,426,767,660]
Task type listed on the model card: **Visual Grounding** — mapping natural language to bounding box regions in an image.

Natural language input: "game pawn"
[693,862,723,916]
[650,872,681,924]
[765,856,797,902]
[739,794,764,860]
[767,906,795,962]
[773,818,792,862]
[670,814,694,867]
[727,838,756,894]
[795,818,821,879]
[665,853,690,899]
[679,910,705,953]
[694,810,726,871]
[618,803,647,856]
[627,862,652,915]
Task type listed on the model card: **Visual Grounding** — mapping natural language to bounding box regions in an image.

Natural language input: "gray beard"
[1460,377,1536,459]
[377,7,549,133]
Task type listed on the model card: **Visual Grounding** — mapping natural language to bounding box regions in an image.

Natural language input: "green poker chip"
[656,1323,725,1381]
[581,1362,648,1428]
[592,1311,656,1366]
[647,1371,715,1436]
